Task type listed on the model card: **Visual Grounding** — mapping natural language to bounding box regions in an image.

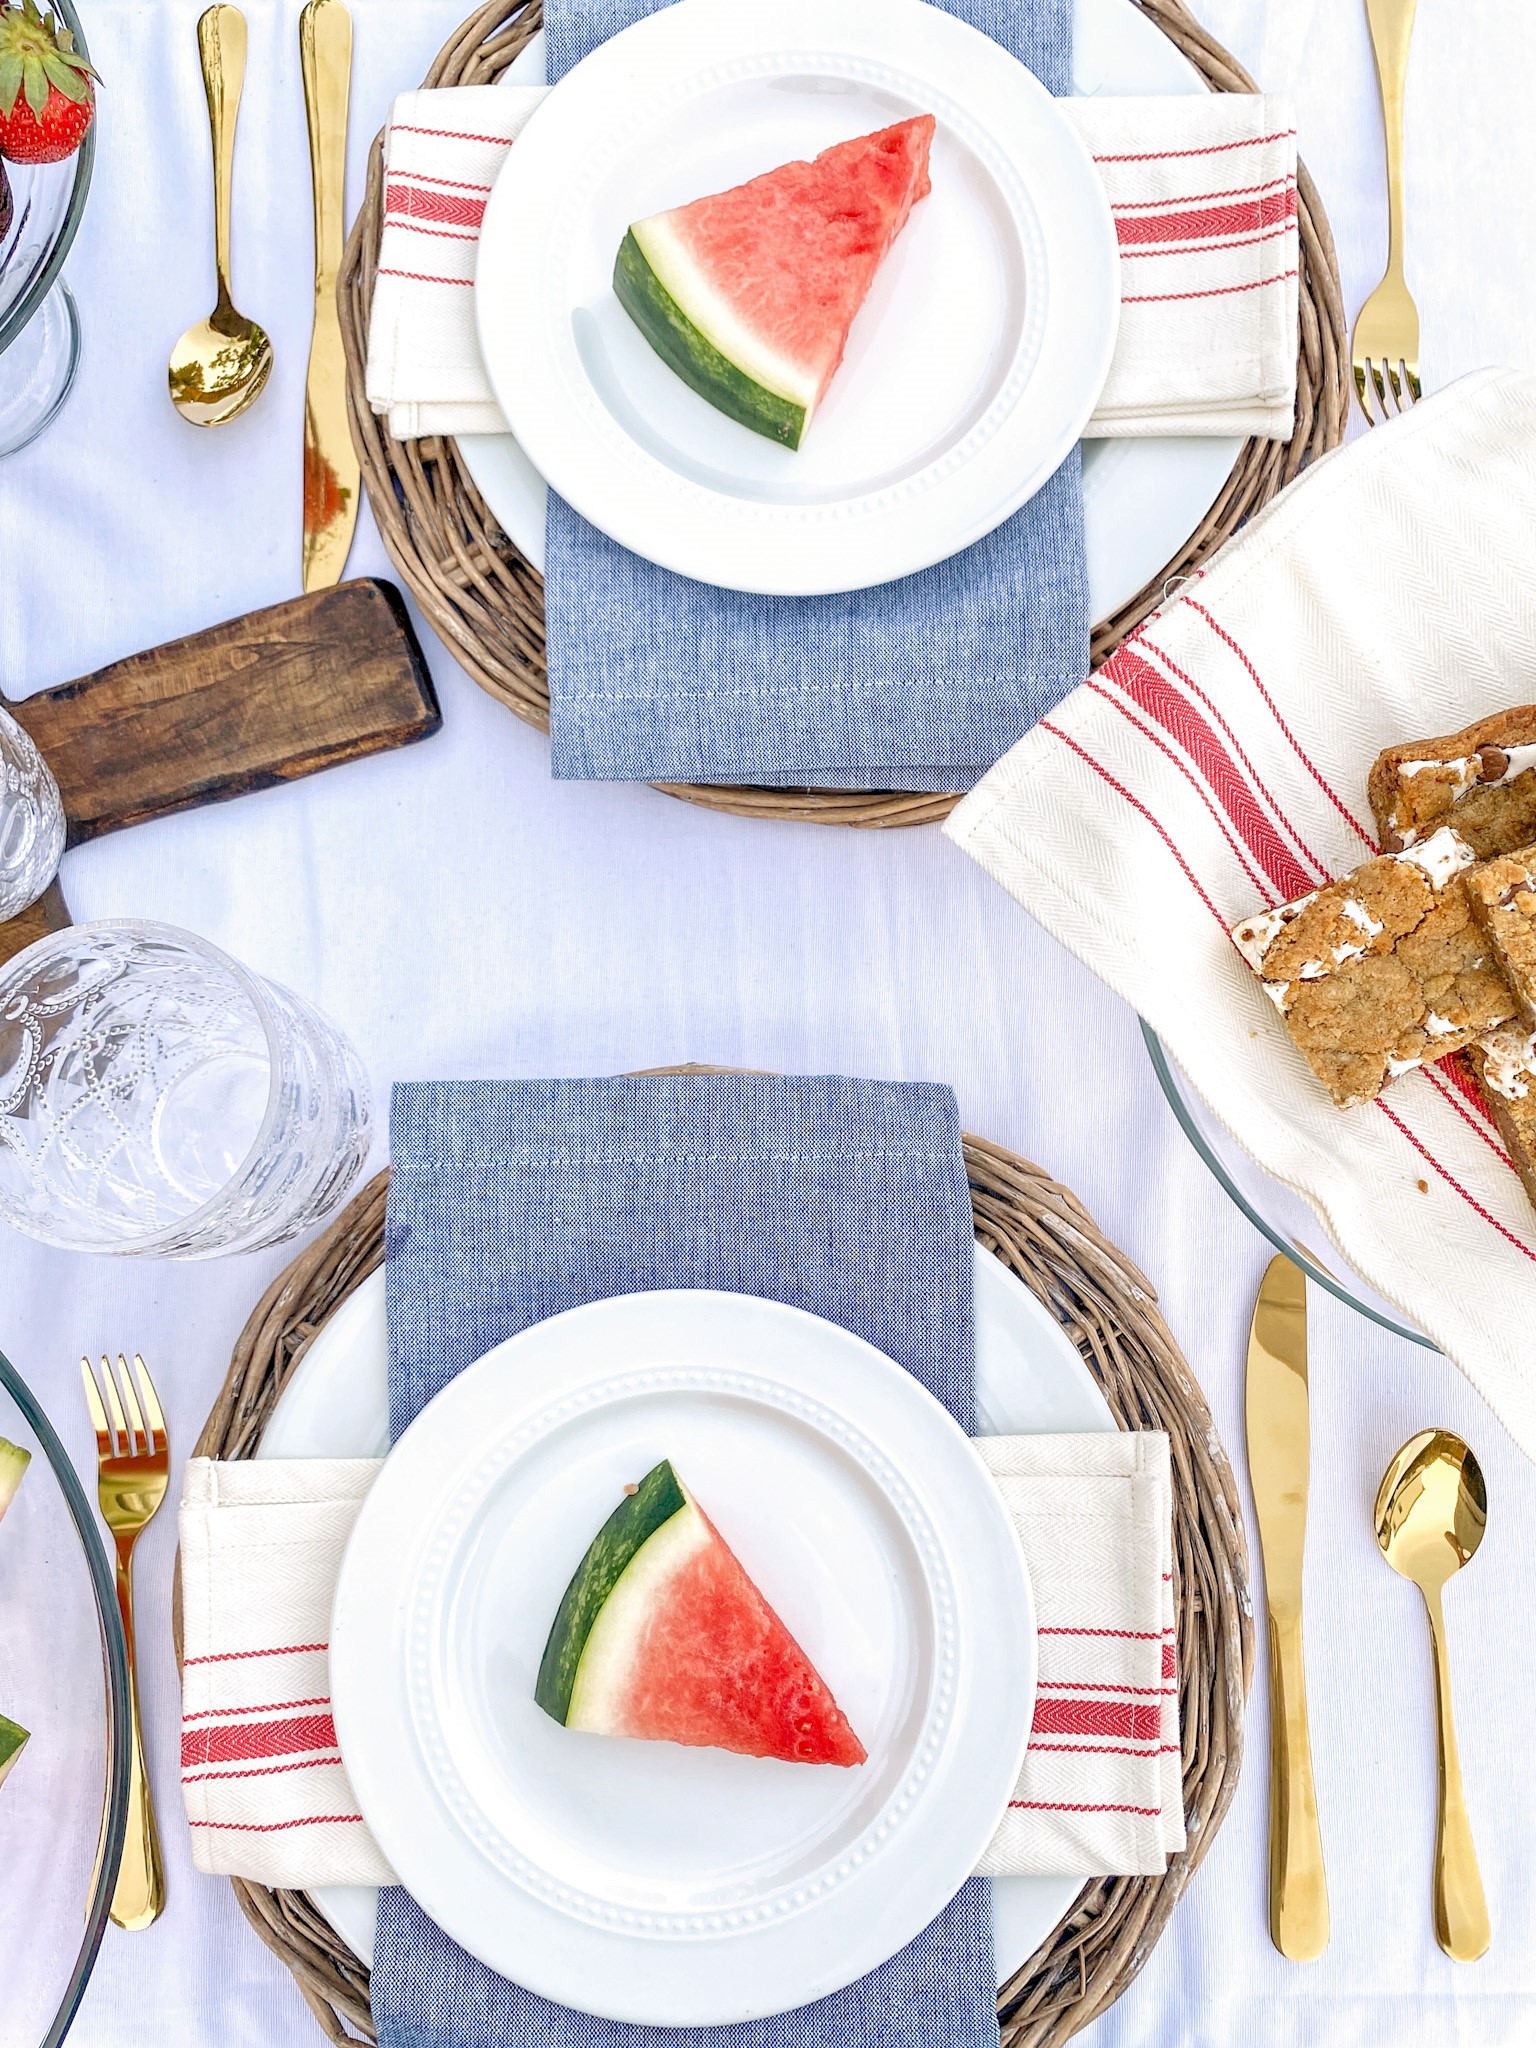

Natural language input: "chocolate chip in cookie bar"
[1231,828,1518,1107]
[1369,706,1536,857]
[1464,844,1536,1025]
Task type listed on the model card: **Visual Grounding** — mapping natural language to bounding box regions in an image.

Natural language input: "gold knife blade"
[1246,1252,1330,1960]
[300,0,359,592]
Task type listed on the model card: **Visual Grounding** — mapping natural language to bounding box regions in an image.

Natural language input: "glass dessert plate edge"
[0,0,95,359]
[1141,1020,1435,1350]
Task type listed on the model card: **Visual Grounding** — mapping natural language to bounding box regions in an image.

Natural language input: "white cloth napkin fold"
[364,86,1298,445]
[179,1436,1181,1891]
[945,368,1536,1466]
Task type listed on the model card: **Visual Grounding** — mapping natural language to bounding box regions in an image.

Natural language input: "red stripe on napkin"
[1033,1696,1163,1741]
[385,179,488,230]
[182,1641,327,1667]
[1092,128,1295,164]
[1116,183,1295,248]
[182,1711,339,1769]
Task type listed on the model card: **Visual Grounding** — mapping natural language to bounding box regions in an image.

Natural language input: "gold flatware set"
[1247,1256,1490,1964]
[168,2,357,589]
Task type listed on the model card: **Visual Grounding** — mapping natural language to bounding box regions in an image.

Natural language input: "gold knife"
[1246,1253,1330,1959]
[300,0,359,591]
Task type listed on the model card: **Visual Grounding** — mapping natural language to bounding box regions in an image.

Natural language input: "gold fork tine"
[114,1353,147,1454]
[99,1352,129,1452]
[1386,361,1404,409]
[133,1356,166,1450]
[1371,360,1390,417]
[1406,365,1423,403]
[80,1356,113,1457]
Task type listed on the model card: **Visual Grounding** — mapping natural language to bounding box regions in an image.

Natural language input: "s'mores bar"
[1231,828,1518,1107]
[1464,844,1536,1024]
[1369,707,1536,857]
[1464,1029,1536,1211]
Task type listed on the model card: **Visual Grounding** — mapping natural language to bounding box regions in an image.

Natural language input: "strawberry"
[0,0,98,166]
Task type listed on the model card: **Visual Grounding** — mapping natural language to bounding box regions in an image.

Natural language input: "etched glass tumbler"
[0,706,66,923]
[0,921,371,1256]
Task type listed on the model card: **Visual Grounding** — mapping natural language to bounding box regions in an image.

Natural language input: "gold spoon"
[1374,1429,1491,1961]
[168,6,272,426]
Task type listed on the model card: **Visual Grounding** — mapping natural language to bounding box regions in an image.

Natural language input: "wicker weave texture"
[187,1134,1252,2046]
[336,0,1347,828]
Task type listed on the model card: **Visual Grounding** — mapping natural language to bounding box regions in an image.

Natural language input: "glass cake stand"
[0,1349,131,2048]
[0,0,95,457]
[1142,1021,1435,1349]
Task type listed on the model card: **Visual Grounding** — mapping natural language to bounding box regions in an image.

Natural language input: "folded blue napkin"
[374,1073,995,2048]
[542,0,1087,790]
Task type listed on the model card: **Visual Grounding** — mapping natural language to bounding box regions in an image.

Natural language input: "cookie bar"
[1231,827,1517,1107]
[1368,706,1536,857]
[1464,1029,1536,1212]
[1464,844,1536,1023]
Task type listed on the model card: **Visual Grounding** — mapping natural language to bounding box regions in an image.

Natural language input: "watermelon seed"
[622,1482,638,1496]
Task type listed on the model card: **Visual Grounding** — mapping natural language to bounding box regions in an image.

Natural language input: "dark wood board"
[8,579,441,848]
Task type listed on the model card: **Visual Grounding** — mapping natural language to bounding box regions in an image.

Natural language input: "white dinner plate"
[458,0,1240,624]
[260,1244,1114,1985]
[475,0,1120,595]
[329,1289,1037,2024]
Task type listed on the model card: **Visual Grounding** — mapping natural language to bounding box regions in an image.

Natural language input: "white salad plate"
[475,0,1121,595]
[329,1289,1035,2024]
[459,0,1240,620]
[260,1244,1116,1998]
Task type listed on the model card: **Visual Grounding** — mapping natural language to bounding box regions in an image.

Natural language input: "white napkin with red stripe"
[945,368,1536,1465]
[364,86,1298,445]
[178,1436,1181,1889]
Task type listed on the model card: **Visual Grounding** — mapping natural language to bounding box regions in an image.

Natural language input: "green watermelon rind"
[0,1712,28,1792]
[614,230,808,452]
[535,1458,687,1725]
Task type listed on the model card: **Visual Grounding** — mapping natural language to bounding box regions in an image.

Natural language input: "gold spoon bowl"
[1374,1429,1490,1961]
[168,6,271,428]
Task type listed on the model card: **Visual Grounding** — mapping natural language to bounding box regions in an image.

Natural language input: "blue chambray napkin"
[542,0,1087,791]
[374,1073,997,2048]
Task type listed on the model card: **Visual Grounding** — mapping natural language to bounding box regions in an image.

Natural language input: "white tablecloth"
[1,1,1533,2042]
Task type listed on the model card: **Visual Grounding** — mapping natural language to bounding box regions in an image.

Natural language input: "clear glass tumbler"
[0,921,371,1256]
[0,707,66,923]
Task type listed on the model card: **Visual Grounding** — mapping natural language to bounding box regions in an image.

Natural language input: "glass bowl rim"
[0,917,295,1255]
[1140,1018,1437,1350]
[0,0,97,361]
[0,1344,132,2048]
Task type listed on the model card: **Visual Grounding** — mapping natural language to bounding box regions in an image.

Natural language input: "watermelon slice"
[0,1437,29,1526]
[0,1713,28,1794]
[536,1460,867,1767]
[614,115,937,450]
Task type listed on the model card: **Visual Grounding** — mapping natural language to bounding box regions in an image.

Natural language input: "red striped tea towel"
[363,86,1298,444]
[946,369,1536,1464]
[974,1432,1182,1877]
[178,1458,392,1886]
[1064,95,1298,439]
[178,1438,1181,1887]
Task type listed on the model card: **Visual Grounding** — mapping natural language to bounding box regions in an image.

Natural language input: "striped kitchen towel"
[363,86,1298,444]
[177,1433,1180,1888]
[177,1457,392,1887]
[946,368,1536,1466]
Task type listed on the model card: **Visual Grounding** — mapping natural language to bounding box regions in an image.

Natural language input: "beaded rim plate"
[475,0,1119,594]
[330,1288,1038,2025]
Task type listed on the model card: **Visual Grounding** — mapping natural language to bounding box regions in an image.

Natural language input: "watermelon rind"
[565,1493,713,1737]
[0,1713,28,1793]
[614,230,809,452]
[536,1459,688,1725]
[0,1437,29,1525]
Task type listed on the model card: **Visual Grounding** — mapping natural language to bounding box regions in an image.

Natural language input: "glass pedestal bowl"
[1142,1021,1435,1348]
[0,0,95,458]
[0,1349,130,2048]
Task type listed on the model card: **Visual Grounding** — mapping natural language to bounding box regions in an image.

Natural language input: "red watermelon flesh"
[622,116,936,442]
[557,1465,868,1768]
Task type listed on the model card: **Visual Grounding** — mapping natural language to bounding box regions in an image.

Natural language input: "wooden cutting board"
[0,579,441,964]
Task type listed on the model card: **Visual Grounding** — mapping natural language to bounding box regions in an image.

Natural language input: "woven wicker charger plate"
[185,1119,1252,2045]
[337,0,1347,829]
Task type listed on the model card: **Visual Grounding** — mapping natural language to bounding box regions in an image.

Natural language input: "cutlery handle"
[197,4,247,316]
[1423,1585,1490,1961]
[300,0,353,291]
[109,1546,165,1931]
[1265,1610,1330,1959]
[1362,0,1417,274]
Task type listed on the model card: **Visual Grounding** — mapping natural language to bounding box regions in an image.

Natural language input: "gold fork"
[82,1354,168,1930]
[1352,0,1422,422]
